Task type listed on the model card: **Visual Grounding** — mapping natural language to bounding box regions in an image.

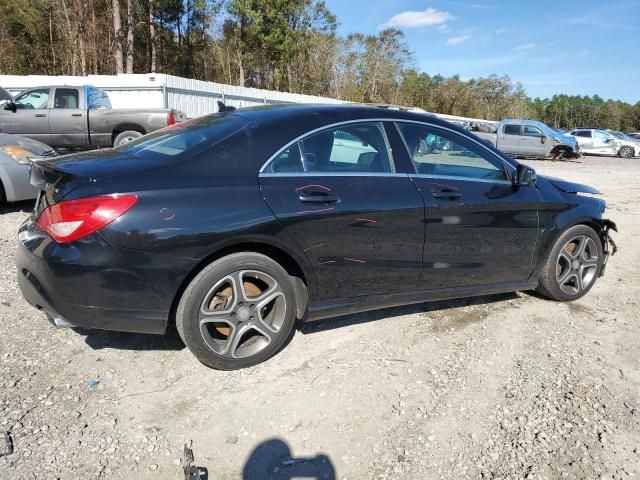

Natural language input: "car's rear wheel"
[619,146,634,158]
[537,225,603,301]
[176,252,297,370]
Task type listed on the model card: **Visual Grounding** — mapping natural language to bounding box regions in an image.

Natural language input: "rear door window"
[53,88,79,109]
[263,122,394,174]
[503,124,521,135]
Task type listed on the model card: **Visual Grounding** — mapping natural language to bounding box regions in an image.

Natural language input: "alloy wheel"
[555,235,600,295]
[198,270,287,359]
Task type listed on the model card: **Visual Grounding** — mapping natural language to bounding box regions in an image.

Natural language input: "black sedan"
[17,104,617,370]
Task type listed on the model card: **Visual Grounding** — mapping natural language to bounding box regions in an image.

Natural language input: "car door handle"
[34,113,47,118]
[298,189,339,205]
[431,187,462,200]
[71,113,83,117]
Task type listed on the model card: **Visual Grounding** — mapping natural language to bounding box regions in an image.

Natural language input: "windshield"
[115,114,248,159]
[609,131,630,140]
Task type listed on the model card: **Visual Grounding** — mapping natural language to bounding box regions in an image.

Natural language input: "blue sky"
[325,0,640,103]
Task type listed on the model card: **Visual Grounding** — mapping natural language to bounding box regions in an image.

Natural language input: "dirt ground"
[0,155,638,480]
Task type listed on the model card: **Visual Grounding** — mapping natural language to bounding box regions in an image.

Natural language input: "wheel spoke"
[557,267,573,285]
[224,323,250,358]
[573,235,587,259]
[558,250,572,265]
[575,271,584,292]
[582,260,598,269]
[249,322,274,343]
[200,275,237,316]
[230,271,250,302]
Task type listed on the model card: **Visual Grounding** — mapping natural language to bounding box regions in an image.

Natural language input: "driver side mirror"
[540,135,547,144]
[3,101,16,113]
[515,164,537,187]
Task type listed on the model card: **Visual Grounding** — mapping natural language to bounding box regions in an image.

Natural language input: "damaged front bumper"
[598,219,617,277]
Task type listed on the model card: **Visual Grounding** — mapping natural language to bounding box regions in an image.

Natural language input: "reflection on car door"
[48,87,88,147]
[0,88,52,144]
[259,121,425,301]
[395,121,541,290]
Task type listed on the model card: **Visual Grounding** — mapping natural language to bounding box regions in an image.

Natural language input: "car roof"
[230,103,445,126]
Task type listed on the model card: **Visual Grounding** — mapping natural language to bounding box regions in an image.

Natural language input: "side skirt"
[304,280,539,322]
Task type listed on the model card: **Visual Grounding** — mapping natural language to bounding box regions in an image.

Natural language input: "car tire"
[113,130,143,147]
[536,225,603,301]
[176,252,297,370]
[618,146,634,158]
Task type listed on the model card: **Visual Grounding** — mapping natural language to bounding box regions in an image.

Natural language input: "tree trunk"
[126,0,134,73]
[112,0,124,73]
[149,0,156,72]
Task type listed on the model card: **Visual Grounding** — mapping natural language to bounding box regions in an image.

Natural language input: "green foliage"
[0,0,636,130]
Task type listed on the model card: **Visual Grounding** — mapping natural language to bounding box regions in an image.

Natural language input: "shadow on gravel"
[75,327,186,351]
[299,292,518,334]
[0,199,35,214]
[242,437,335,480]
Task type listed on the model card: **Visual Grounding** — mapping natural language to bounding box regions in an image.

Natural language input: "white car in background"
[566,128,640,158]
[0,133,56,203]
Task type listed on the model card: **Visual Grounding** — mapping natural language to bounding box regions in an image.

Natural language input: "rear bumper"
[16,220,198,335]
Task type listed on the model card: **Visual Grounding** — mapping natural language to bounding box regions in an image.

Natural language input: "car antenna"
[217,101,236,113]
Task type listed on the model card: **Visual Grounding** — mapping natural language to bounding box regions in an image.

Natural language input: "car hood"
[544,175,601,195]
[0,133,54,156]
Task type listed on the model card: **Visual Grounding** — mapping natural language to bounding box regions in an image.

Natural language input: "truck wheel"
[618,146,634,158]
[114,130,143,147]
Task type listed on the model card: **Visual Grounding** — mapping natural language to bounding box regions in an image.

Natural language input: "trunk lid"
[29,149,160,215]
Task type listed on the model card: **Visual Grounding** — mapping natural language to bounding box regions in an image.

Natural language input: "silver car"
[0,133,55,202]
[566,128,640,158]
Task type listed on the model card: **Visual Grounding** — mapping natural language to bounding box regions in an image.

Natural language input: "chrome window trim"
[262,120,396,175]
[409,174,513,185]
[258,117,516,177]
[259,172,409,178]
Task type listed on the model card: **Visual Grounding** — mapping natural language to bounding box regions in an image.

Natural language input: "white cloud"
[385,8,455,28]
[437,23,449,31]
[495,28,507,34]
[514,42,537,50]
[447,35,471,45]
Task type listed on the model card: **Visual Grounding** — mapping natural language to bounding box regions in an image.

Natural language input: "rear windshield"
[115,114,248,159]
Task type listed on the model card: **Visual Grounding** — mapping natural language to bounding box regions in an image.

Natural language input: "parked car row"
[469,119,581,160]
[564,128,640,158]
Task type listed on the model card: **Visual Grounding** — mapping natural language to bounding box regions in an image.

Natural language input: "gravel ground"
[0,155,638,480]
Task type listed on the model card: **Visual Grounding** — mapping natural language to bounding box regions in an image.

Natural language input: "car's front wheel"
[537,225,603,301]
[176,253,297,370]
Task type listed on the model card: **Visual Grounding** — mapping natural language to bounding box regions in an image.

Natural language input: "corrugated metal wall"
[0,73,344,118]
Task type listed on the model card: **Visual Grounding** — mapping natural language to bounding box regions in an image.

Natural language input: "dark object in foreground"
[1,432,13,457]
[16,104,616,370]
[183,442,207,480]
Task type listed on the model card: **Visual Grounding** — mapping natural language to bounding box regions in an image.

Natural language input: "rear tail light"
[167,110,176,126]
[36,195,137,243]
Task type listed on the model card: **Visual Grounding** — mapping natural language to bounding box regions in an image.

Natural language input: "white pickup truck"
[471,119,581,160]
